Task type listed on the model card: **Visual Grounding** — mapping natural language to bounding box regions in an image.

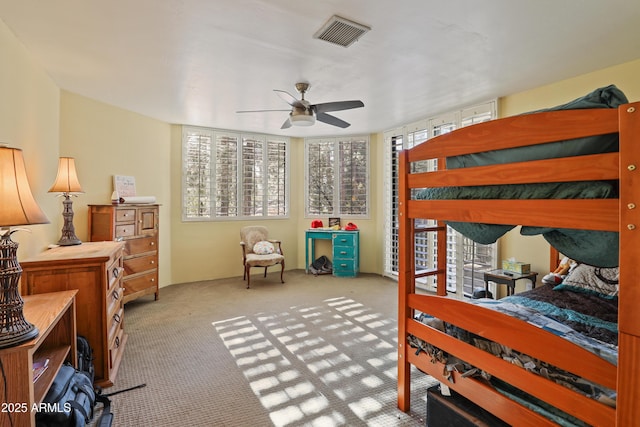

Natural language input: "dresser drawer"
[116,209,136,222]
[124,235,158,256]
[109,326,125,369]
[115,223,136,238]
[108,305,124,345]
[124,253,158,275]
[124,270,158,295]
[106,257,123,292]
[107,285,121,316]
[332,233,357,247]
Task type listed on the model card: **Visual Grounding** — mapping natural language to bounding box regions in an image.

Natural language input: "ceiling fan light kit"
[290,114,316,126]
[237,81,364,129]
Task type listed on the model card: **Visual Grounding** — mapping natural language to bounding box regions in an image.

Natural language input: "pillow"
[253,240,275,255]
[553,263,619,298]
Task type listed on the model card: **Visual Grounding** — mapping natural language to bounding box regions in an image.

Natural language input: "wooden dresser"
[0,291,77,427]
[88,204,159,304]
[21,242,126,387]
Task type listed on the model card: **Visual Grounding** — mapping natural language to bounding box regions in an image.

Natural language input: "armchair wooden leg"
[245,265,251,289]
[280,261,285,283]
[264,267,268,278]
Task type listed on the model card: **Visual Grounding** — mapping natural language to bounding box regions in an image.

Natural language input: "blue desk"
[305,229,359,277]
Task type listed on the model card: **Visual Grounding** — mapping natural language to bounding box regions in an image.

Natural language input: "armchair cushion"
[245,252,285,267]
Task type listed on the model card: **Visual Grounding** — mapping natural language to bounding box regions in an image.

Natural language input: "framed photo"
[329,217,340,227]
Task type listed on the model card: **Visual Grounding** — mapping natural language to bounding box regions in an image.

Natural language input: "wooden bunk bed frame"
[397,101,640,426]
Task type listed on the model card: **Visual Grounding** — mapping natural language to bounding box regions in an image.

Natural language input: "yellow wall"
[59,92,173,286]
[497,59,640,292]
[3,14,639,288]
[0,18,61,258]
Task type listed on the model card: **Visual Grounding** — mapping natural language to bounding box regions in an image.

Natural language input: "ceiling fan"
[237,82,364,129]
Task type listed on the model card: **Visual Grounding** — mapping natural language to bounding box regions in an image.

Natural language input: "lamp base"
[57,194,82,246]
[57,235,82,246]
[1,231,40,348]
[0,325,39,349]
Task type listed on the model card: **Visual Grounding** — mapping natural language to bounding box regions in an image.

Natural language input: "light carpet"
[93,270,436,426]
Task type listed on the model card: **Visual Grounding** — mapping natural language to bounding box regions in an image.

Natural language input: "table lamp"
[49,157,83,246]
[0,146,50,348]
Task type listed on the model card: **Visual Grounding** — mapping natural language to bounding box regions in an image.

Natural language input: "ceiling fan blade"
[274,90,305,108]
[236,109,291,113]
[314,100,364,115]
[280,117,292,129]
[316,112,350,128]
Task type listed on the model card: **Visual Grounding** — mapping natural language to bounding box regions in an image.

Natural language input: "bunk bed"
[397,87,640,426]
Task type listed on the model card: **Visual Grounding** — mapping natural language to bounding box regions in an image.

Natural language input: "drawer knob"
[150,278,155,282]
[150,260,155,264]
[150,242,155,246]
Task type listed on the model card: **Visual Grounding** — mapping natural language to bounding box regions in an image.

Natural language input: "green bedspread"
[416,181,618,267]
[414,86,628,268]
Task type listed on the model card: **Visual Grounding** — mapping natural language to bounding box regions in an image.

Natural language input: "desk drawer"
[333,246,355,259]
[332,233,357,247]
[333,260,357,277]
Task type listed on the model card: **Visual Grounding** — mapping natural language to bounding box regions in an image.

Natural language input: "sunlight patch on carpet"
[212,296,429,426]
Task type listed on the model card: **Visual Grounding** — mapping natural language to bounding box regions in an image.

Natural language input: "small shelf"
[33,345,71,403]
[0,290,77,427]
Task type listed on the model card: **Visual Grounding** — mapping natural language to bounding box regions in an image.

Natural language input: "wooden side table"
[0,290,77,427]
[483,269,538,297]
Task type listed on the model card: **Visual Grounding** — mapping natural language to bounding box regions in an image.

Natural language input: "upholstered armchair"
[240,226,285,289]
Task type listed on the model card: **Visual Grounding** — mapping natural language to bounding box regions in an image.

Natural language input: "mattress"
[409,283,618,425]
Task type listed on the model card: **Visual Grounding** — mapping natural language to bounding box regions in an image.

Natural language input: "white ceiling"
[2,1,640,138]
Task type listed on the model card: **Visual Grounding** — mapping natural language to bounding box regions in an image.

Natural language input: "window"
[305,136,369,217]
[182,127,289,220]
[383,102,497,297]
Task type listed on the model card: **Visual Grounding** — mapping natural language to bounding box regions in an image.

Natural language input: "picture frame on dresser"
[88,204,160,304]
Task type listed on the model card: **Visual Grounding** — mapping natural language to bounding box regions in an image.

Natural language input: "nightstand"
[483,269,538,297]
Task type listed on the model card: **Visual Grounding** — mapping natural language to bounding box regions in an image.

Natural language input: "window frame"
[382,101,498,297]
[181,126,290,222]
[304,135,370,219]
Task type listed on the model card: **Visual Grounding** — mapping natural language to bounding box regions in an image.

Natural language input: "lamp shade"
[0,147,50,226]
[49,157,83,193]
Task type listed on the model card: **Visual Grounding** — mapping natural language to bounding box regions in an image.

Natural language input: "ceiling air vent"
[313,15,371,48]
